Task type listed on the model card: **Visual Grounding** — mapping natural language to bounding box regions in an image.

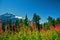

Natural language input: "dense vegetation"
[0,13,60,40]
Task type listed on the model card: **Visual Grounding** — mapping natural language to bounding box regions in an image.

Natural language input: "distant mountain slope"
[0,13,22,23]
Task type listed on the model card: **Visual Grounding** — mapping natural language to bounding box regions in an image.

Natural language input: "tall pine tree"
[24,14,28,26]
[32,13,41,30]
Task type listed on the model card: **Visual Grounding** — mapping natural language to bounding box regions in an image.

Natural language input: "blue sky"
[0,0,60,23]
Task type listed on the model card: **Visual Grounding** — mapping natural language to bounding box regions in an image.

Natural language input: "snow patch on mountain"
[15,16,22,19]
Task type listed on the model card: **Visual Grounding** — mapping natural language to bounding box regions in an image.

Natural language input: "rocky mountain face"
[0,13,22,23]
